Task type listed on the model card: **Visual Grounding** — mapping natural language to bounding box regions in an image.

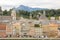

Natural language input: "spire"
[43,10,46,16]
[39,11,48,20]
[30,13,32,19]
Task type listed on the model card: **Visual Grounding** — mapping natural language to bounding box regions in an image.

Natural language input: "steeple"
[43,10,46,16]
[30,13,32,19]
[39,11,48,21]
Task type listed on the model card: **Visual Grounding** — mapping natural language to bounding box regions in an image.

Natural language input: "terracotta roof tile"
[0,23,6,30]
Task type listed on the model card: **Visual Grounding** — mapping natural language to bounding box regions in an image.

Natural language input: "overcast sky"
[0,0,60,10]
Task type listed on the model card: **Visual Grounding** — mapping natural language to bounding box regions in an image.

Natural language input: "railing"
[0,38,60,40]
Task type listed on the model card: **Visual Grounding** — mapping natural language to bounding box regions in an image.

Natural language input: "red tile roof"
[0,23,6,30]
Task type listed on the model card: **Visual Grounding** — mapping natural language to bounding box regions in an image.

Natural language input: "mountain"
[16,5,47,12]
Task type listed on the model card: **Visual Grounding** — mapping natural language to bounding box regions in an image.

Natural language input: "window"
[34,24,40,27]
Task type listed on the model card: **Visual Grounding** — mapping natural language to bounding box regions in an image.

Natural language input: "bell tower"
[30,13,32,19]
[11,9,16,21]
[43,10,46,16]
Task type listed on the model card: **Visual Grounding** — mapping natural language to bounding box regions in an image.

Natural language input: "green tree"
[3,10,8,16]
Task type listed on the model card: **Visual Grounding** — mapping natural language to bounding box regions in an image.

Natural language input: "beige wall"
[28,27,35,36]
[42,23,58,38]
[6,25,12,35]
[12,22,21,35]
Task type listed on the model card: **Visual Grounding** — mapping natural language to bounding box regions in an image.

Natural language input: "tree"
[8,9,12,16]
[3,10,8,16]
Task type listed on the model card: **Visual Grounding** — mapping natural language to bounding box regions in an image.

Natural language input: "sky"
[0,0,60,10]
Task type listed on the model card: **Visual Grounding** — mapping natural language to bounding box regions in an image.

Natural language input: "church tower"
[43,10,46,16]
[30,13,32,19]
[11,9,16,21]
[39,10,48,21]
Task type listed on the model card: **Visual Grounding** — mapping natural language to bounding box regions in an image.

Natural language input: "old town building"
[0,7,60,38]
